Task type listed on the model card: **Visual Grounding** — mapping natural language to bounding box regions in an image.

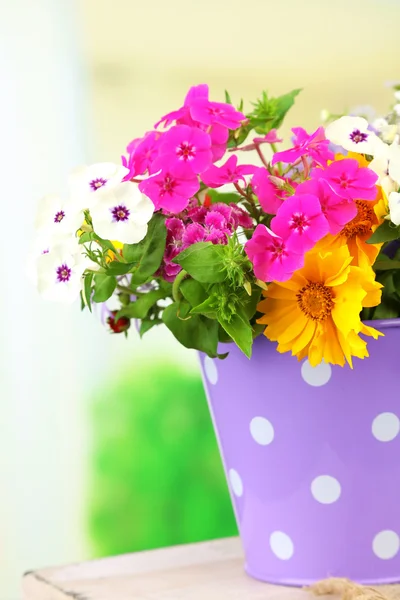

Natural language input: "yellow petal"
[331,268,366,335]
[291,319,317,355]
[276,312,309,344]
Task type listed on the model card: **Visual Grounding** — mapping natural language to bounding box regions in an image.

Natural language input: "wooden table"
[22,537,311,599]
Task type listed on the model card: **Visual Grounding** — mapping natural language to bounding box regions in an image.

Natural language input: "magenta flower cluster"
[160,200,253,281]
[121,84,380,285]
[245,156,378,282]
[122,84,248,214]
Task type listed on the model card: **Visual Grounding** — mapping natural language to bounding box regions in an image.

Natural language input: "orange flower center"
[297,282,334,321]
[341,200,376,239]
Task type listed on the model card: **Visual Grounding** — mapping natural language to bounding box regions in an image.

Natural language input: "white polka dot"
[250,417,274,446]
[204,356,218,385]
[311,475,341,504]
[270,531,294,560]
[372,413,400,442]
[229,469,243,497]
[301,360,332,387]
[373,530,400,560]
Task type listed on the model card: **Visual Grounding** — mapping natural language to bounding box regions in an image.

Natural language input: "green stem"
[270,143,283,175]
[172,269,188,303]
[117,285,143,296]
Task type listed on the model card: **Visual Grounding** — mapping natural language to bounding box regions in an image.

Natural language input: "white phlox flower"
[36,238,89,303]
[69,162,129,209]
[35,194,83,236]
[325,116,384,155]
[389,192,400,226]
[89,181,154,244]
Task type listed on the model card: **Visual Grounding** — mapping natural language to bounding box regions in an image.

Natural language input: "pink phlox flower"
[139,157,199,213]
[201,155,256,188]
[209,124,229,161]
[251,167,286,214]
[271,193,329,254]
[155,84,209,129]
[158,124,212,174]
[189,98,245,130]
[182,222,207,246]
[296,178,357,235]
[184,84,209,105]
[312,158,378,201]
[123,131,162,178]
[245,224,304,282]
[272,126,334,167]
[238,130,283,152]
[122,137,141,179]
[255,130,283,144]
[126,137,142,155]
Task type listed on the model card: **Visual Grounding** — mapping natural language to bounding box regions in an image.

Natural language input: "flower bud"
[107,311,131,333]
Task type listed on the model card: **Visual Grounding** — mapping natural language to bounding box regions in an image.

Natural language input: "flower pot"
[199,319,400,586]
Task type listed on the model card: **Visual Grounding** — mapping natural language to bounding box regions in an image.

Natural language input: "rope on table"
[308,578,393,600]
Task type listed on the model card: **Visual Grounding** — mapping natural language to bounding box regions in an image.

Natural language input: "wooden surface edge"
[28,537,243,585]
[22,571,73,600]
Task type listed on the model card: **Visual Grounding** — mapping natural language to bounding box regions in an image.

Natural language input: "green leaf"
[83,271,94,312]
[206,189,241,205]
[373,298,400,319]
[270,88,302,130]
[252,322,265,338]
[92,273,117,303]
[227,124,253,148]
[190,296,217,318]
[92,234,121,254]
[218,312,253,358]
[162,302,219,356]
[246,88,301,135]
[79,232,95,245]
[242,288,263,320]
[367,220,400,244]
[180,279,208,307]
[117,290,165,319]
[139,318,162,337]
[173,242,226,283]
[123,214,167,284]
[106,261,136,275]
[374,259,400,271]
[224,90,232,104]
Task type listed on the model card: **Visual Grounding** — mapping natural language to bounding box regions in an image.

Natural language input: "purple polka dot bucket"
[200,320,400,586]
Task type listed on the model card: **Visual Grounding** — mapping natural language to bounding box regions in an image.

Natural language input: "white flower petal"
[325,116,384,155]
[35,194,83,235]
[90,181,154,245]
[69,162,129,209]
[389,192,400,226]
[95,221,148,245]
[388,144,400,184]
[372,118,389,133]
[36,241,88,304]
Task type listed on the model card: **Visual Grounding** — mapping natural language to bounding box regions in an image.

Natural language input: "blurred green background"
[88,362,237,556]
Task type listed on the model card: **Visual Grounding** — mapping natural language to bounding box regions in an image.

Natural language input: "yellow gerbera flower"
[257,245,383,368]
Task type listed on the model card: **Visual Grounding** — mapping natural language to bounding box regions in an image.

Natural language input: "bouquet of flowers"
[32,84,400,367]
